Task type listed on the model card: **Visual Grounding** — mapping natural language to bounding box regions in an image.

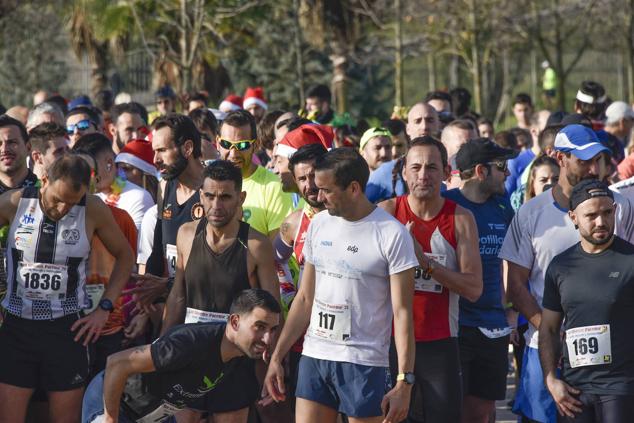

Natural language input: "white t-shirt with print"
[97,180,154,230]
[302,207,418,367]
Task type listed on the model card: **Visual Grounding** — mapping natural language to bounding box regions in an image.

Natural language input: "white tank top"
[3,186,91,319]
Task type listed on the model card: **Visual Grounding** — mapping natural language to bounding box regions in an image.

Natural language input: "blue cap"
[68,95,92,110]
[155,85,176,99]
[554,124,609,160]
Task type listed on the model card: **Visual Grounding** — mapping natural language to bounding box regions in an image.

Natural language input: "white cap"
[605,101,634,125]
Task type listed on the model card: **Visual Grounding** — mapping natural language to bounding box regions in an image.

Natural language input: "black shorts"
[390,337,462,423]
[459,325,509,401]
[207,359,259,413]
[0,312,89,391]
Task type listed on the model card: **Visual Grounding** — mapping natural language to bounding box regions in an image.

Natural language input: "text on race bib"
[414,253,446,293]
[16,262,68,301]
[565,324,612,368]
[85,284,105,313]
[309,298,351,343]
[184,308,229,324]
[137,401,183,423]
[166,244,177,277]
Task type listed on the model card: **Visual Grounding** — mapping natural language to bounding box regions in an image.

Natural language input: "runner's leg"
[48,387,84,423]
[296,398,338,423]
[0,383,33,422]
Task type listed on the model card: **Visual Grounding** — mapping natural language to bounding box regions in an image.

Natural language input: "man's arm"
[252,233,282,304]
[0,189,21,226]
[161,224,192,334]
[72,197,135,346]
[265,261,316,401]
[539,309,582,418]
[103,344,156,422]
[505,261,542,329]
[381,268,415,423]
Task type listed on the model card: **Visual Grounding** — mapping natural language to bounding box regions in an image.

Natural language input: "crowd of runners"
[0,79,633,423]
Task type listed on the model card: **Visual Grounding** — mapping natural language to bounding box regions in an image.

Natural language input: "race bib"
[16,262,68,301]
[565,324,612,368]
[309,298,351,342]
[184,307,229,324]
[414,253,446,293]
[137,401,183,423]
[85,284,105,313]
[166,244,177,277]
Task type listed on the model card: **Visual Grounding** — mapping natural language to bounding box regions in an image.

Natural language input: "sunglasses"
[487,160,508,172]
[218,139,255,151]
[66,119,93,134]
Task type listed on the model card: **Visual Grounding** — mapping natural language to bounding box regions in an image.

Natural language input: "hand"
[124,313,149,340]
[263,357,286,403]
[381,381,412,423]
[122,273,168,311]
[509,328,520,346]
[71,308,110,346]
[546,376,583,418]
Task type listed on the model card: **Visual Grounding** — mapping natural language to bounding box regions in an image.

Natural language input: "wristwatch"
[396,372,415,385]
[98,298,114,312]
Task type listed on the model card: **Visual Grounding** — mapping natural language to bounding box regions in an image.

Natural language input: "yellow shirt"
[242,166,295,235]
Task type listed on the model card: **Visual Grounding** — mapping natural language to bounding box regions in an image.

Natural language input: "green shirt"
[242,166,295,235]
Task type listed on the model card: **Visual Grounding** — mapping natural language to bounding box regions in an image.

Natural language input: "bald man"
[406,103,440,139]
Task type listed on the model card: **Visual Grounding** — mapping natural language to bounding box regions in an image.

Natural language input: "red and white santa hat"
[276,124,334,158]
[219,94,243,112]
[115,139,158,177]
[243,87,268,110]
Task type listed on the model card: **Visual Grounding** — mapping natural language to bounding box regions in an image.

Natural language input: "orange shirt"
[86,205,137,336]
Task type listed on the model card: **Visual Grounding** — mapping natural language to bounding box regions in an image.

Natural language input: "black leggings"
[564,393,634,423]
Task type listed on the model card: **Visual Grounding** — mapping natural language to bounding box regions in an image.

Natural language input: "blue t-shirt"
[505,149,535,197]
[442,189,514,329]
[366,160,406,203]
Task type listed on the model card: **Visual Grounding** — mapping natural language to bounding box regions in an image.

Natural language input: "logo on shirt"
[609,272,620,278]
[191,202,204,220]
[199,373,224,392]
[347,245,359,254]
[320,240,332,247]
[20,213,35,225]
[163,204,173,220]
[62,229,80,245]
[42,222,55,235]
[487,223,506,231]
[243,209,252,222]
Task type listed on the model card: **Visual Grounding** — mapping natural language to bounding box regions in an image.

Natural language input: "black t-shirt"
[121,323,247,420]
[543,236,634,395]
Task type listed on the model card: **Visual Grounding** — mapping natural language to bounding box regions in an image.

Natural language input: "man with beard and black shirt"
[81,289,281,423]
[128,114,205,310]
[540,180,634,422]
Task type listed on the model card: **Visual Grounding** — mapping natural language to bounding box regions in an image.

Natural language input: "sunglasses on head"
[66,119,93,134]
[218,139,255,151]
[487,160,508,172]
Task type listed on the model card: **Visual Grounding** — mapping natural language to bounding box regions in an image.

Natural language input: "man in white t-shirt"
[500,124,634,423]
[264,148,418,423]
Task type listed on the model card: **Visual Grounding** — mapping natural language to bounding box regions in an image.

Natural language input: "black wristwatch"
[397,372,415,385]
[98,298,114,312]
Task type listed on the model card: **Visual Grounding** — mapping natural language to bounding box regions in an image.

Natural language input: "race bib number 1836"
[16,262,68,301]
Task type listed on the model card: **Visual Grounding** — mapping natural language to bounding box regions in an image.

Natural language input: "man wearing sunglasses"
[66,106,99,148]
[218,110,294,240]
[443,138,517,423]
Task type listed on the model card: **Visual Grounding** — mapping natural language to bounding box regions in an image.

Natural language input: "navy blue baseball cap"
[554,124,609,161]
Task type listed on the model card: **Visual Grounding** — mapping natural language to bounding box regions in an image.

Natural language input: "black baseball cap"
[569,179,614,211]
[455,138,518,172]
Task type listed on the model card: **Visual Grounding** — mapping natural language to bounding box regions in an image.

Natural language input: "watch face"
[405,373,415,385]
[99,299,114,311]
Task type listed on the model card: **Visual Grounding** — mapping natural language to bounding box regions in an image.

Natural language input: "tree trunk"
[293,0,305,106]
[427,54,436,92]
[553,0,567,111]
[331,51,347,113]
[468,0,482,113]
[628,0,634,102]
[90,44,109,98]
[394,0,403,107]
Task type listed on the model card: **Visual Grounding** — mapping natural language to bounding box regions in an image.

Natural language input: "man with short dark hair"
[218,110,294,239]
[0,154,134,423]
[540,179,634,422]
[28,122,69,179]
[189,107,219,164]
[82,289,281,423]
[382,118,408,159]
[265,148,419,423]
[513,93,534,130]
[73,133,154,229]
[109,103,148,154]
[305,84,334,124]
[66,106,100,147]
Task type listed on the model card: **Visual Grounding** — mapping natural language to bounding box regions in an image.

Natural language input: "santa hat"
[243,87,268,110]
[115,139,158,177]
[219,94,243,112]
[276,124,334,158]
